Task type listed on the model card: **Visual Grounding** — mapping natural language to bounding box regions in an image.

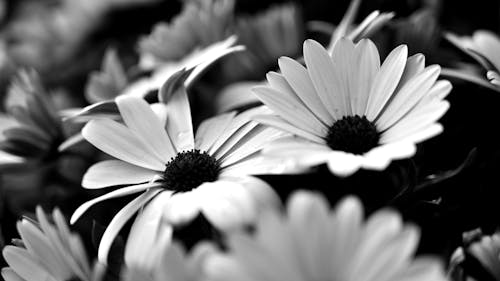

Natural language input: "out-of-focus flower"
[216,0,394,113]
[220,3,303,81]
[122,36,243,100]
[0,70,64,166]
[253,38,451,176]
[307,0,394,54]
[444,30,500,92]
[1,206,104,281]
[1,0,161,73]
[138,0,234,70]
[391,9,441,59]
[123,231,216,281]
[206,191,448,281]
[85,48,129,104]
[72,84,285,263]
[450,229,500,281]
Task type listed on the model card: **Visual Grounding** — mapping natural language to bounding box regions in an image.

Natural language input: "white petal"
[82,160,159,189]
[116,96,176,163]
[82,119,165,171]
[361,142,416,170]
[162,192,201,225]
[351,39,380,115]
[395,53,426,92]
[16,221,71,280]
[209,107,268,157]
[197,181,256,231]
[326,151,363,176]
[381,101,449,144]
[195,112,237,152]
[125,192,173,268]
[253,114,324,144]
[472,30,500,72]
[1,268,25,281]
[98,189,162,263]
[164,87,195,152]
[278,55,333,125]
[219,126,286,168]
[329,197,364,277]
[2,246,55,281]
[70,183,160,224]
[252,86,326,137]
[216,82,263,113]
[365,45,408,120]
[303,39,346,119]
[376,65,441,130]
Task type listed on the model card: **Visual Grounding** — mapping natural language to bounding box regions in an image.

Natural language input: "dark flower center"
[325,115,380,155]
[162,149,221,192]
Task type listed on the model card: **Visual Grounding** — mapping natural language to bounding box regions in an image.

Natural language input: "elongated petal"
[376,65,440,130]
[164,87,195,152]
[70,183,161,224]
[351,39,380,115]
[98,189,162,263]
[82,160,159,189]
[116,96,175,163]
[253,114,324,144]
[16,221,71,280]
[125,192,173,268]
[303,39,346,120]
[279,54,333,125]
[196,112,237,152]
[2,246,55,281]
[252,86,326,137]
[365,45,408,120]
[82,119,165,171]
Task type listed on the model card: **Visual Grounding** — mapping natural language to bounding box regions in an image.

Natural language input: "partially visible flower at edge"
[0,70,65,167]
[205,190,448,281]
[1,206,104,281]
[443,30,500,92]
[449,229,500,281]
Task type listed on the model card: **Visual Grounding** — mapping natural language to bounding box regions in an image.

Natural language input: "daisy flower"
[72,87,285,262]
[205,191,448,281]
[0,70,65,166]
[1,206,103,281]
[138,0,234,70]
[253,38,451,176]
[85,48,128,104]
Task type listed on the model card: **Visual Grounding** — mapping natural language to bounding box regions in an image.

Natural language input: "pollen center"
[163,149,221,192]
[325,115,380,155]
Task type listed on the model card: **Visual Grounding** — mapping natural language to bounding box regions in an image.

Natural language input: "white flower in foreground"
[206,191,448,281]
[72,88,285,262]
[1,207,103,281]
[253,38,451,176]
[123,239,216,281]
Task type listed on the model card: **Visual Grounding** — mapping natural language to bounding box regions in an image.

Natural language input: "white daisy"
[1,206,103,281]
[72,87,285,263]
[205,190,448,281]
[253,38,451,176]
